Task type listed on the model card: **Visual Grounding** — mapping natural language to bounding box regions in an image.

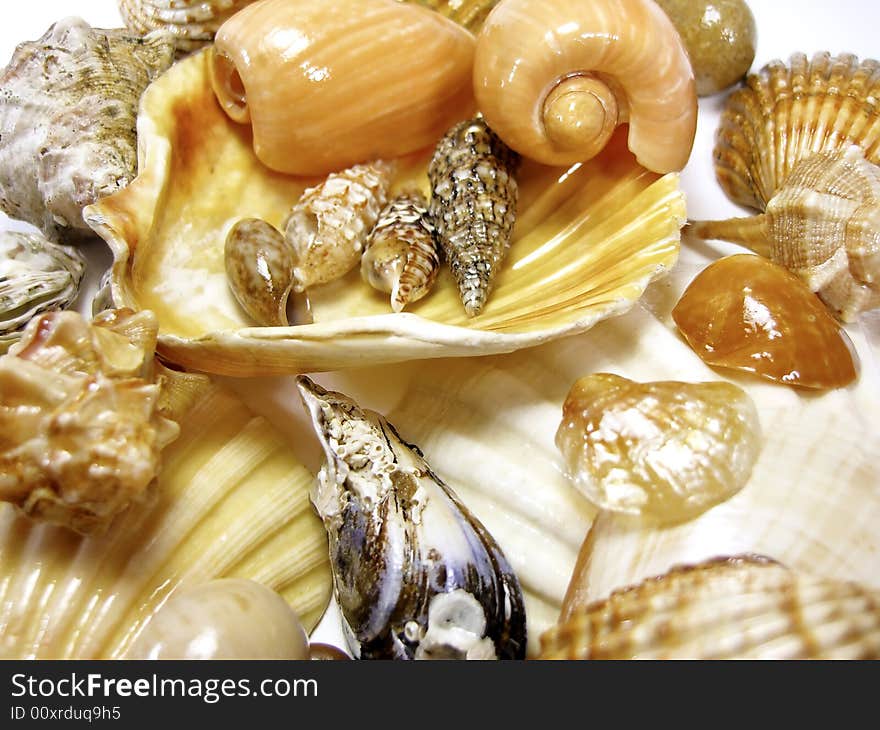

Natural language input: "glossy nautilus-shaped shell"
[473,0,698,173]
[210,0,476,176]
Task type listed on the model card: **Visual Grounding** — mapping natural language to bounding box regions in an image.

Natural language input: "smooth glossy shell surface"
[84,50,685,376]
[556,374,761,524]
[210,0,476,176]
[127,579,310,659]
[0,374,331,658]
[473,0,697,172]
[673,254,858,389]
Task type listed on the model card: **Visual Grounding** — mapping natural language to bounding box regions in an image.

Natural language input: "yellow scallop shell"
[84,49,685,377]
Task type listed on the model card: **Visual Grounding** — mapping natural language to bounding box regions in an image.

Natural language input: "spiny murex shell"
[0,368,332,658]
[713,51,880,211]
[0,17,175,243]
[541,556,880,659]
[693,146,880,321]
[0,230,86,352]
[118,0,257,52]
[297,376,526,660]
[84,49,685,375]
[0,309,179,535]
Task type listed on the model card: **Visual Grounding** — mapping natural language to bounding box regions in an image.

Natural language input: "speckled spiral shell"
[361,191,441,313]
[541,556,880,659]
[0,18,175,243]
[714,52,880,211]
[428,117,520,317]
[284,162,394,292]
[118,0,257,53]
[224,218,295,326]
[0,231,86,352]
[693,146,880,321]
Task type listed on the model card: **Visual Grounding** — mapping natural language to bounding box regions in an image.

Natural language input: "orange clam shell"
[672,254,858,390]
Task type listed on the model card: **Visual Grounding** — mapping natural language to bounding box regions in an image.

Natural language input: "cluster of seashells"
[0,0,877,662]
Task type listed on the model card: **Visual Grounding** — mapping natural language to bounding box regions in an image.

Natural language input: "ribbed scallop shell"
[284,162,394,292]
[541,556,880,659]
[361,191,441,313]
[0,231,86,352]
[84,49,685,375]
[0,18,175,243]
[0,371,331,658]
[118,0,256,52]
[714,52,880,211]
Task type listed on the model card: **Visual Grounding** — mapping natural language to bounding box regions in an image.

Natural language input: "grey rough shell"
[428,116,519,316]
[0,17,175,243]
[297,376,527,660]
[0,230,86,352]
[118,0,258,53]
[361,190,441,312]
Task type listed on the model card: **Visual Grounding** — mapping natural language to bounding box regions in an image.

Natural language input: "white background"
[0,1,877,653]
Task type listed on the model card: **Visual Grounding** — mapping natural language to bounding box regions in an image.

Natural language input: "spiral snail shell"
[473,0,698,173]
[210,0,476,176]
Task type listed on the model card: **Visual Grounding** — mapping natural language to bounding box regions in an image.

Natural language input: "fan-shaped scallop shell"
[541,556,880,659]
[118,0,256,52]
[0,366,331,658]
[0,18,175,243]
[83,50,684,375]
[0,230,86,352]
[714,52,880,211]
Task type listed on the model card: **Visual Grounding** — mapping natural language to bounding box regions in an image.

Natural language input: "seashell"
[0,231,86,352]
[712,52,880,213]
[0,17,175,243]
[127,578,310,659]
[403,0,500,32]
[653,0,757,97]
[0,309,179,535]
[285,161,394,293]
[84,49,686,376]
[556,373,762,525]
[360,190,441,313]
[672,254,859,390]
[225,218,295,326]
[118,0,257,53]
[428,117,519,316]
[542,556,880,659]
[692,147,880,322]
[0,369,331,658]
[309,643,352,661]
[472,0,698,173]
[209,0,476,176]
[91,267,114,316]
[296,376,527,660]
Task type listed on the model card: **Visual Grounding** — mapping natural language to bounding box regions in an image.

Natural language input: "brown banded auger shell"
[84,49,685,376]
[473,0,698,172]
[672,254,859,390]
[542,556,880,659]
